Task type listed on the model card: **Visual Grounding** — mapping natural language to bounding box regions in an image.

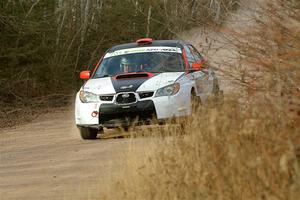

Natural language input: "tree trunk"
[146,5,152,37]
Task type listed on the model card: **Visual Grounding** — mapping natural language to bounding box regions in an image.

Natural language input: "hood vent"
[115,72,154,80]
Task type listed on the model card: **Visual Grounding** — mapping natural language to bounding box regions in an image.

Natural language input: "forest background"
[0,0,238,122]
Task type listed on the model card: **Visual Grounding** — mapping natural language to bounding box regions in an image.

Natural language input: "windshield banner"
[104,46,182,58]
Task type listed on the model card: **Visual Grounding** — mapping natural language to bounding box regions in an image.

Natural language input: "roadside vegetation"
[102,97,299,200]
[100,0,300,199]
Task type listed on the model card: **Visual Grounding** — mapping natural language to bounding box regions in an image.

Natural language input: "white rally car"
[75,38,219,139]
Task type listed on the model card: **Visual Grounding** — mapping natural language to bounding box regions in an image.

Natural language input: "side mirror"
[192,62,201,71]
[80,71,90,79]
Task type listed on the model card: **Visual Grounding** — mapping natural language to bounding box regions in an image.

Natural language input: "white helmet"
[120,57,131,73]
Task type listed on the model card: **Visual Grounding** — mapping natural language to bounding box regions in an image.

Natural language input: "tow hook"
[91,111,99,118]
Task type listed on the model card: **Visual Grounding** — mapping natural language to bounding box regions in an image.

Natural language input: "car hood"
[82,77,115,95]
[136,72,184,92]
[82,72,185,94]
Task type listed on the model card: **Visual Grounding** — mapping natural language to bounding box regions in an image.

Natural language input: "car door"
[183,44,200,94]
[187,45,215,101]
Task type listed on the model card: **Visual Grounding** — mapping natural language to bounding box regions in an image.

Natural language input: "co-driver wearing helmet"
[120,57,131,73]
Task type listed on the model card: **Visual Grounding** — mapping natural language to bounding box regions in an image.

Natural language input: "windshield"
[93,51,184,78]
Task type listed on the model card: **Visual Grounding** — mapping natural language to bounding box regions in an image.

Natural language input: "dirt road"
[0,109,153,200]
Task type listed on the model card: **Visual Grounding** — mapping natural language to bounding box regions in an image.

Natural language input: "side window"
[184,45,195,68]
[189,45,203,62]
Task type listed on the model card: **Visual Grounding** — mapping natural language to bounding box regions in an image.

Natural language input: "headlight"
[79,90,99,103]
[155,83,180,97]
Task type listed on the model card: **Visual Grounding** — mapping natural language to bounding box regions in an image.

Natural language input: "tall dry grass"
[99,1,300,199]
[101,96,299,200]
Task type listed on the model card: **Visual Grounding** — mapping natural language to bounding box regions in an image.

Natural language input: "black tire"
[79,127,98,139]
[214,83,220,94]
[213,84,224,104]
[191,90,201,114]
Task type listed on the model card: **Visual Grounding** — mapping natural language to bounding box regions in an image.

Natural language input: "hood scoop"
[115,72,154,80]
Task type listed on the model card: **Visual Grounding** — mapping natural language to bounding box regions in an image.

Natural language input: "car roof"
[108,39,191,52]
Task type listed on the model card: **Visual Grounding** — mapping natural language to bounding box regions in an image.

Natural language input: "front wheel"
[212,84,224,104]
[79,127,100,139]
[191,91,202,114]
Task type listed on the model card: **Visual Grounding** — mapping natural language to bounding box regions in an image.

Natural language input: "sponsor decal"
[104,47,182,58]
[111,75,157,93]
[120,85,133,90]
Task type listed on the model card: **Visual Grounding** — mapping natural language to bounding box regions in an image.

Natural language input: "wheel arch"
[191,86,196,95]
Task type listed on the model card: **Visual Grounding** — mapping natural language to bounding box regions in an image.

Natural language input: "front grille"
[99,100,157,126]
[116,93,136,104]
[138,92,154,99]
[99,111,156,126]
[100,95,114,101]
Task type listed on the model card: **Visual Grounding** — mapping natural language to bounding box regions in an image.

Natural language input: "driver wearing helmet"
[120,57,132,73]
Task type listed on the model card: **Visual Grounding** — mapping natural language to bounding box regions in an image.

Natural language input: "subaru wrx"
[75,38,220,139]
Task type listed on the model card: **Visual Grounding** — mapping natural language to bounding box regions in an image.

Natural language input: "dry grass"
[98,1,300,200]
[100,96,299,200]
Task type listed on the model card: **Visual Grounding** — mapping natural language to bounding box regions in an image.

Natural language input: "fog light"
[91,111,99,117]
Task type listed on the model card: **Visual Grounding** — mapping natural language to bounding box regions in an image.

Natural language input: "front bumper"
[98,100,156,127]
[75,92,189,128]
